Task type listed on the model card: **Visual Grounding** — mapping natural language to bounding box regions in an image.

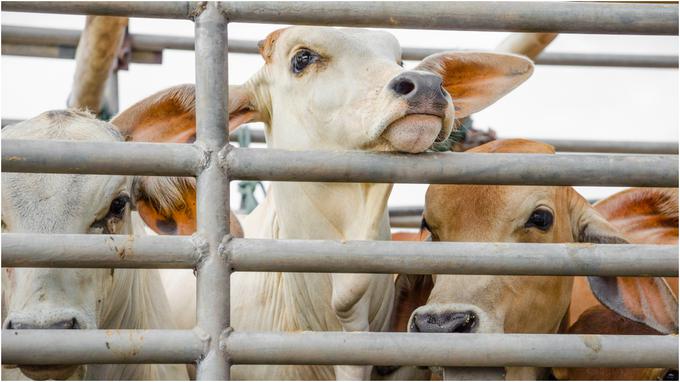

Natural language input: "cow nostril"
[392,78,416,96]
[412,311,478,333]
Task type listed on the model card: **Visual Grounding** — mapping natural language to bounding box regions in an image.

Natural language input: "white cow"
[1,110,189,381]
[111,26,534,380]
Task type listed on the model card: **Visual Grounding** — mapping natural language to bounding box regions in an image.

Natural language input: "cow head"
[389,140,675,377]
[231,26,533,153]
[0,110,233,380]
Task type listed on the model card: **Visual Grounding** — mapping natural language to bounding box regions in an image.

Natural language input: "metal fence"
[2,1,679,380]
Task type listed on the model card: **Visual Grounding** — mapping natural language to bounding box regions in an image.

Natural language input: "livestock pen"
[1,1,678,380]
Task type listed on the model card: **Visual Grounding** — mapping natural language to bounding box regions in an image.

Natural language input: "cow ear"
[111,83,262,143]
[571,192,679,334]
[415,52,533,118]
[389,274,434,332]
[595,188,679,245]
[132,176,244,237]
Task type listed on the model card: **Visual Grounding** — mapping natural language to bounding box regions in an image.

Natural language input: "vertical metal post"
[194,2,230,380]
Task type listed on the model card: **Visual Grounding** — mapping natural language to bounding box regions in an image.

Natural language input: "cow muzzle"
[383,71,452,153]
[5,316,85,380]
[409,310,478,333]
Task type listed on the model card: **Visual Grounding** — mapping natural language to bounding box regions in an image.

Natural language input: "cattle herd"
[1,26,678,381]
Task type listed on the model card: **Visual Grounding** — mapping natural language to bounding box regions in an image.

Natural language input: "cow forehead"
[2,172,127,233]
[425,185,563,233]
[264,26,401,64]
[1,110,128,233]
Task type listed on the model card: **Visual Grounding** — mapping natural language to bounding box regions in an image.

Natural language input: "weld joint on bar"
[191,233,210,267]
[218,234,234,268]
[217,144,234,176]
[218,327,234,354]
[188,1,207,21]
[193,142,213,175]
[192,326,212,363]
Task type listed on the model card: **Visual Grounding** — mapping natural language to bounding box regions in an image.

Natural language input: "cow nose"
[388,71,448,111]
[7,317,79,330]
[411,311,477,333]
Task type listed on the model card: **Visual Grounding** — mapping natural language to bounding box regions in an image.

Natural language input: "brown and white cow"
[554,187,679,381]
[111,26,533,380]
[1,110,190,380]
[387,139,676,380]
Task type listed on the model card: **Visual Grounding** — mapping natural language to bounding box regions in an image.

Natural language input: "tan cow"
[388,139,675,380]
[1,110,189,380]
[111,26,533,380]
[555,187,679,381]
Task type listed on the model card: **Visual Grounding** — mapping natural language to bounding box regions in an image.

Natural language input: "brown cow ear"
[111,83,263,143]
[572,193,679,334]
[415,52,533,118]
[132,176,244,237]
[390,274,434,333]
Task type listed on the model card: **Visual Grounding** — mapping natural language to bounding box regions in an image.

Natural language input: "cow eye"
[662,369,678,380]
[108,194,130,218]
[525,208,553,231]
[291,49,319,74]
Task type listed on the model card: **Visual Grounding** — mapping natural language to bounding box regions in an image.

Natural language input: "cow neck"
[269,181,393,241]
[90,222,185,380]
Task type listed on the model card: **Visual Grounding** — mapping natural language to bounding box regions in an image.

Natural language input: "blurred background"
[2,11,678,224]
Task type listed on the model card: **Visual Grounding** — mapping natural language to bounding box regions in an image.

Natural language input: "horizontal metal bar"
[229,239,678,276]
[220,2,678,35]
[3,26,677,69]
[3,2,677,35]
[225,148,679,187]
[389,215,422,228]
[535,52,679,69]
[1,139,202,176]
[3,119,676,155]
[1,1,198,19]
[2,43,162,64]
[224,332,678,368]
[2,329,205,365]
[541,138,679,155]
[2,234,198,268]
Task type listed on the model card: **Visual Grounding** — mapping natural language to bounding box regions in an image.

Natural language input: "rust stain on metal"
[6,156,24,161]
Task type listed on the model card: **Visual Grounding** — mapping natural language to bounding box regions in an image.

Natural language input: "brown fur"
[111,84,243,237]
[257,27,291,64]
[553,306,666,380]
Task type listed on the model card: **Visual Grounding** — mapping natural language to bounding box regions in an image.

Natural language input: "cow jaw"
[19,365,84,381]
[383,114,443,153]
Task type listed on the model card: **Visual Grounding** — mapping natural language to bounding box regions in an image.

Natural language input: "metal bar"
[3,26,677,68]
[3,2,677,35]
[1,139,202,176]
[224,148,679,187]
[229,239,678,276]
[1,329,205,365]
[224,332,678,368]
[193,3,230,380]
[1,234,198,268]
[1,43,161,64]
[541,138,679,154]
[390,215,422,228]
[1,1,199,19]
[219,2,678,35]
[389,206,424,217]
[5,235,674,276]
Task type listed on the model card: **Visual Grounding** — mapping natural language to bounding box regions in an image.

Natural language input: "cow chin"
[383,114,443,153]
[20,364,83,380]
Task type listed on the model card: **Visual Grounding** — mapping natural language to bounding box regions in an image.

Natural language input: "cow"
[1,110,190,380]
[554,187,679,381]
[110,26,534,380]
[385,139,676,380]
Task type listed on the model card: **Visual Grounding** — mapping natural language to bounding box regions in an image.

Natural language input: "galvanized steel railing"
[2,2,679,379]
